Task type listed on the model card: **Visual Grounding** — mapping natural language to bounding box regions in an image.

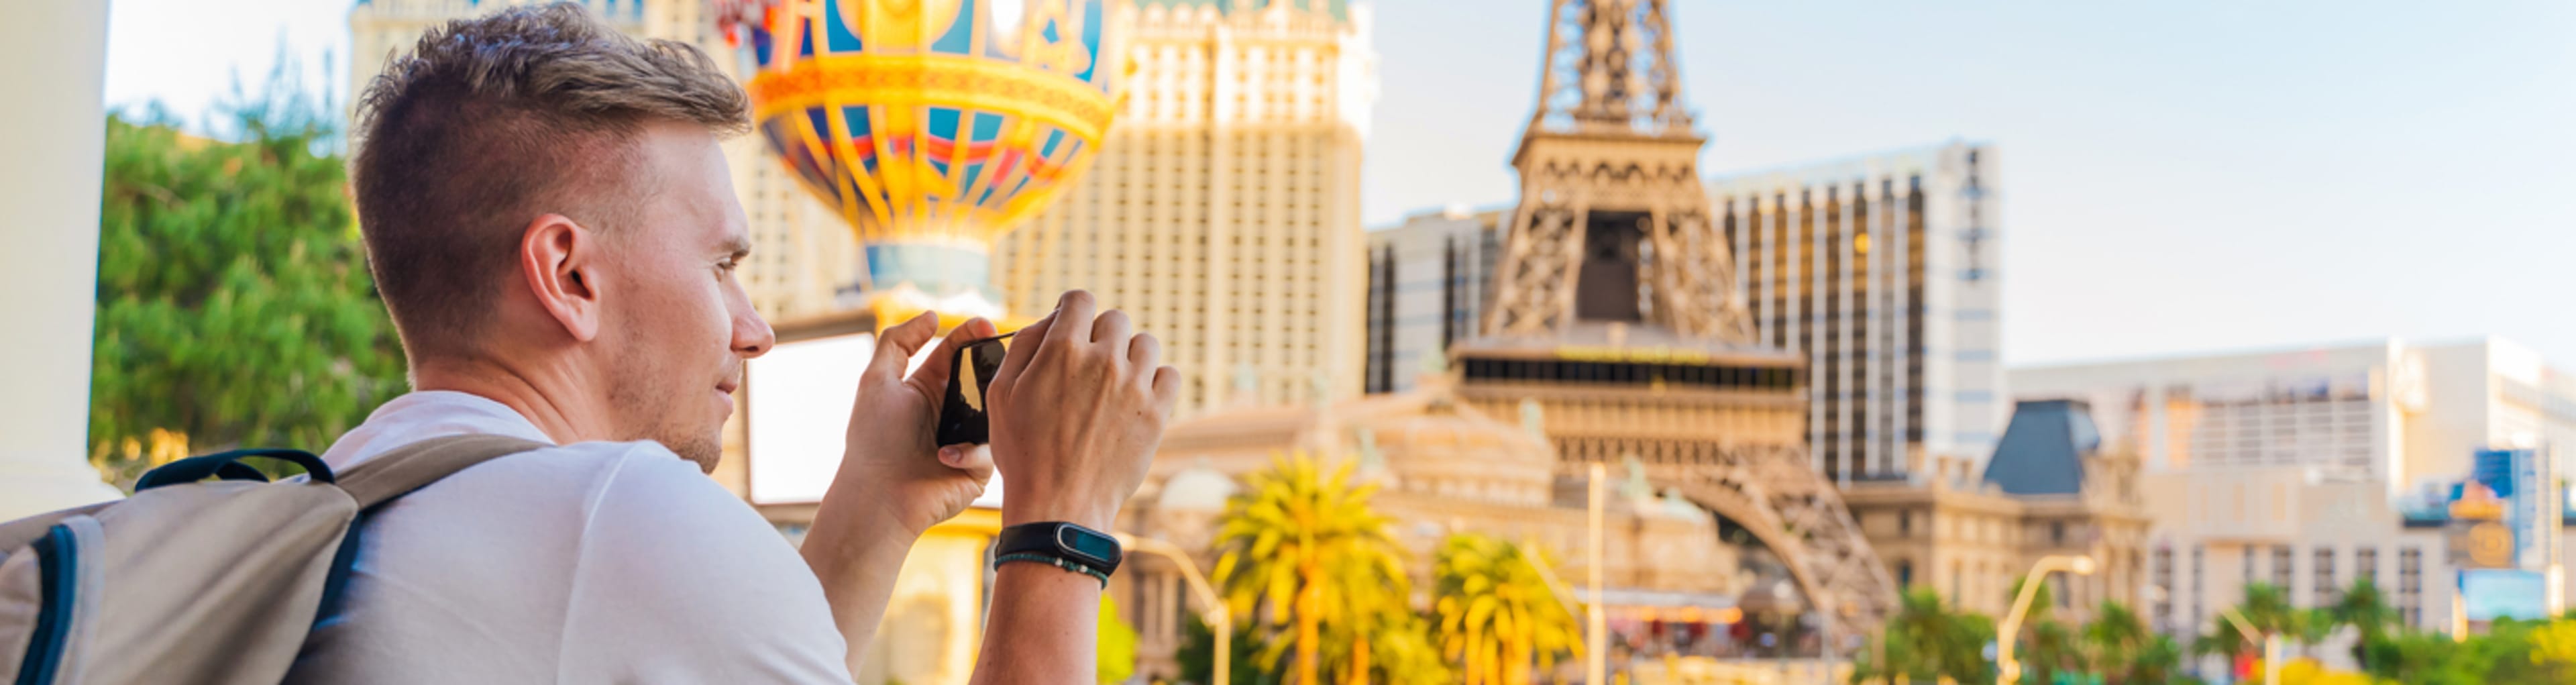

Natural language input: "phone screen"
[938,331,1014,445]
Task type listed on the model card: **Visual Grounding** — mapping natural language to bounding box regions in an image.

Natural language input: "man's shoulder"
[402,438,748,528]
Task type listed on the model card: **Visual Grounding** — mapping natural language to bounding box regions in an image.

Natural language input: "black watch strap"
[994,521,1123,576]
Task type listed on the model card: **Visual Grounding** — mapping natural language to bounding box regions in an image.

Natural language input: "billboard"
[743,329,1005,508]
[745,331,875,504]
[2459,569,2550,622]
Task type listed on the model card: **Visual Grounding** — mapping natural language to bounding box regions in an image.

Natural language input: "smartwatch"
[994,521,1124,577]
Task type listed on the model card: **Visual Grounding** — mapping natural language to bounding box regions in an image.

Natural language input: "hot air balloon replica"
[716,0,1124,325]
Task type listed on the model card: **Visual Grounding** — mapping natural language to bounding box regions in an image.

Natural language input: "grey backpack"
[0,434,544,685]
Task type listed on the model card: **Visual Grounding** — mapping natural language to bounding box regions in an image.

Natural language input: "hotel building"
[2009,337,2576,492]
[2014,338,2576,670]
[992,0,1377,416]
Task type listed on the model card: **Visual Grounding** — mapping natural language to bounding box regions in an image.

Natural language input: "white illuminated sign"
[747,332,873,504]
[745,331,1004,508]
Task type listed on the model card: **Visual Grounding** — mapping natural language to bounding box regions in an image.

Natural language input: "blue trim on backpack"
[15,525,74,685]
[311,512,370,631]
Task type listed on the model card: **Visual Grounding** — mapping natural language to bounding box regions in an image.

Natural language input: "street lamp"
[2216,606,2280,685]
[1995,555,2096,685]
[1117,533,1232,685]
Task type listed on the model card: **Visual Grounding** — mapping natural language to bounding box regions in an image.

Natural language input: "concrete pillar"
[0,0,124,519]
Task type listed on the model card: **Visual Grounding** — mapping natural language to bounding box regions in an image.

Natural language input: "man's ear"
[520,213,604,343]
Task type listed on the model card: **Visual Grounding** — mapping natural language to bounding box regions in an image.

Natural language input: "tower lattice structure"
[1459,0,1898,646]
[1484,0,1752,342]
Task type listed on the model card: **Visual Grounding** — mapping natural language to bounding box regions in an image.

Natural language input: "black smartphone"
[936,331,1014,445]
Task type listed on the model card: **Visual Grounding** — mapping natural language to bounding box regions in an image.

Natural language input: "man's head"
[353,3,773,470]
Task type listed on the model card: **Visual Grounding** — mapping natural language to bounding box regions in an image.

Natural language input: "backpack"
[0,433,545,685]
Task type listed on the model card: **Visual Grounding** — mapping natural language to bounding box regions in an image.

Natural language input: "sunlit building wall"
[2010,337,2576,493]
[993,0,1376,417]
[1361,206,1501,393]
[1706,142,2006,484]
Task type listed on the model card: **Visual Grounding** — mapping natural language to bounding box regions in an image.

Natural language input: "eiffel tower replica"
[1451,0,1898,649]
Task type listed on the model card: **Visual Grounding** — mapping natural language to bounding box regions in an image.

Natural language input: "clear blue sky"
[106,0,2576,368]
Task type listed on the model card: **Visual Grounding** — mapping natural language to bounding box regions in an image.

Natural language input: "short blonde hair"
[350,2,749,356]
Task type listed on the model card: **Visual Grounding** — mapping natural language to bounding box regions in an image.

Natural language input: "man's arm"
[970,563,1106,682]
[802,314,1002,674]
[972,291,1179,684]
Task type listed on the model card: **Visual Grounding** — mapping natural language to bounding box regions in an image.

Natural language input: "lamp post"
[1117,533,1231,685]
[1995,554,2096,685]
[2216,607,2279,685]
[1588,462,1607,685]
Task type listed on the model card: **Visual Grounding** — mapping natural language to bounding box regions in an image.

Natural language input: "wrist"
[1000,490,1118,532]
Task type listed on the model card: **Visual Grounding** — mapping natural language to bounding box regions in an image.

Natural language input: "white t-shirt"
[284,390,851,683]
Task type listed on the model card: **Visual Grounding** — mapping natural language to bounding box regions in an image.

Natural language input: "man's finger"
[1091,308,1134,348]
[1127,331,1161,376]
[941,443,997,485]
[908,317,998,397]
[991,311,1056,395]
[864,311,941,385]
[1151,365,1181,416]
[1047,290,1097,347]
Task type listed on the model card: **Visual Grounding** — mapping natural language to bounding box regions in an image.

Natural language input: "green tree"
[1431,533,1580,684]
[2196,582,2305,665]
[1177,613,1275,685]
[90,86,405,484]
[2083,601,2179,684]
[2326,578,2398,672]
[1210,454,1416,685]
[2000,576,2089,683]
[1851,588,1994,684]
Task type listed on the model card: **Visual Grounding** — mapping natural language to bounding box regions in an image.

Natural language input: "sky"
[103,0,2576,368]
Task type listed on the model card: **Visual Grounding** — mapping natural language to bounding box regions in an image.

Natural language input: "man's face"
[595,122,772,471]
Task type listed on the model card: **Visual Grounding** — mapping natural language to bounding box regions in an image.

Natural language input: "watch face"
[1058,525,1120,565]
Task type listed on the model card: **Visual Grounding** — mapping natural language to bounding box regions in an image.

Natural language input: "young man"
[288,4,1175,682]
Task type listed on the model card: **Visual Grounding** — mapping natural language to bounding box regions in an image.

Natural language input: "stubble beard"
[607,361,726,474]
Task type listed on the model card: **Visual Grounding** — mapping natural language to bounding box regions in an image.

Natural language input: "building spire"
[1529,0,1693,136]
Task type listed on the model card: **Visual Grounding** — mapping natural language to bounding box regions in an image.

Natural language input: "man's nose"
[733,307,775,358]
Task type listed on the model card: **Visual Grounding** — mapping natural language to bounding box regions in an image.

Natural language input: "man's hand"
[834,311,1000,537]
[984,290,1179,531]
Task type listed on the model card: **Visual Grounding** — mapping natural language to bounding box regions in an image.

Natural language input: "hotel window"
[1898,511,1911,537]
[1896,560,1914,587]
[2314,548,2338,605]
[2271,545,2294,591]
[2192,546,2206,634]
[2152,548,2175,629]
[2398,547,2423,626]
[2355,547,2377,583]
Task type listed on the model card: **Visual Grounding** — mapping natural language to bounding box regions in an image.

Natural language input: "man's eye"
[718,258,741,272]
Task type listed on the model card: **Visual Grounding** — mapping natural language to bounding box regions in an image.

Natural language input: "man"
[289,4,1175,682]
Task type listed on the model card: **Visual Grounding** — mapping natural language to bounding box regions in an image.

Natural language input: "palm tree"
[2000,577,2088,682]
[2328,578,2399,671]
[1212,454,1413,685]
[2084,601,2182,684]
[1854,588,1992,684]
[2198,582,2305,669]
[2083,602,2148,680]
[1432,533,1582,684]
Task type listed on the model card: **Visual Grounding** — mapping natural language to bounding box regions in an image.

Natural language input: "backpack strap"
[335,433,551,509]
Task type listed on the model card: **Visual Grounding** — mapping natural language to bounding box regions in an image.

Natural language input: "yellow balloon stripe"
[749,54,1115,144]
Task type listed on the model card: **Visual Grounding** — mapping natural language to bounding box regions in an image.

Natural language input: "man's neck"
[411,356,606,447]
